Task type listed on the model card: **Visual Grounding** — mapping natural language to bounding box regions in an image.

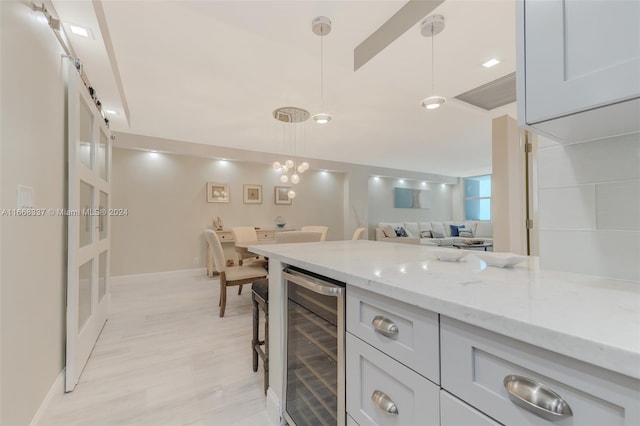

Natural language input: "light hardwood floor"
[40,272,270,426]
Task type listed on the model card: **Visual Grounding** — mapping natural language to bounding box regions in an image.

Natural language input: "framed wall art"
[274,186,292,205]
[243,184,262,204]
[206,182,229,203]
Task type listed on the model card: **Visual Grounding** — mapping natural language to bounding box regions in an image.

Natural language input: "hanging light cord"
[431,23,435,93]
[320,25,325,108]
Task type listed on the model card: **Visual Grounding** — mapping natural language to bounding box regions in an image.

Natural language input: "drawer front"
[440,390,502,426]
[347,413,359,426]
[346,333,440,426]
[257,230,274,240]
[216,231,234,242]
[441,316,640,426]
[346,286,439,383]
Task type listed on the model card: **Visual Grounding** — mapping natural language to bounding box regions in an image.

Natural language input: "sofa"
[376,221,493,247]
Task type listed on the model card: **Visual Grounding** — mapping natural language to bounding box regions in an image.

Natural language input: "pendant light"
[272,106,310,193]
[420,14,446,110]
[311,16,332,124]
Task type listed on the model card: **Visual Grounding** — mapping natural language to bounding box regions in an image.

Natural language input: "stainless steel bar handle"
[372,315,399,338]
[282,270,344,297]
[503,375,573,421]
[371,390,399,416]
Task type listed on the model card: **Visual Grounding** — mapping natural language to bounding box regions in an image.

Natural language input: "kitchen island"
[251,240,640,426]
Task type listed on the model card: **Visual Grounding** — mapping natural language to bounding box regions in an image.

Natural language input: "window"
[464,175,491,220]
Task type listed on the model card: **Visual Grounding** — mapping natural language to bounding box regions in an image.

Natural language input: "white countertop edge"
[252,245,640,380]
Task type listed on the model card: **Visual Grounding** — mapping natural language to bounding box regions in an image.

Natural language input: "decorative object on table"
[213,216,223,230]
[274,216,287,228]
[433,249,467,262]
[474,252,529,268]
[274,186,293,205]
[271,106,310,192]
[206,182,229,203]
[225,259,235,267]
[243,184,262,204]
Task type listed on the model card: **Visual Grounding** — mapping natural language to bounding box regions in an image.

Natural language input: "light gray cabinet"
[440,316,640,426]
[346,333,440,426]
[344,287,640,426]
[440,391,502,426]
[346,285,439,383]
[346,286,440,425]
[517,0,640,143]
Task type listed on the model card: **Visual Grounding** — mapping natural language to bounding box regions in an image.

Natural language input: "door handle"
[503,375,573,421]
[371,390,399,415]
[372,315,399,338]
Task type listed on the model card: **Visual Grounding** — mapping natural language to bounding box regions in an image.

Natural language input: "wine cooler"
[282,268,345,426]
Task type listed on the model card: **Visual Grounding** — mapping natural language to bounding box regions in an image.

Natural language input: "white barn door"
[65,61,112,391]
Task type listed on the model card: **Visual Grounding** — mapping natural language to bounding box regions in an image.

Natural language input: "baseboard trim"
[30,368,65,426]
[266,387,281,426]
[111,267,207,285]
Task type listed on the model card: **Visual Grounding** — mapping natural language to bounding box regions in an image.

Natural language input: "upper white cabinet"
[517,0,640,143]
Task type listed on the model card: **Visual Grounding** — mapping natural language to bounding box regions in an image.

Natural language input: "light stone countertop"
[250,240,640,379]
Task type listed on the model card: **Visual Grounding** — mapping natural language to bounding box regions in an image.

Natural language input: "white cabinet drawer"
[441,316,640,426]
[347,413,359,426]
[346,333,439,426]
[440,390,502,426]
[346,286,439,383]
[215,231,234,242]
[257,230,274,240]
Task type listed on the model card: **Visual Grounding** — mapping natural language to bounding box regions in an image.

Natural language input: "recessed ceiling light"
[482,58,500,68]
[104,109,118,115]
[69,24,89,38]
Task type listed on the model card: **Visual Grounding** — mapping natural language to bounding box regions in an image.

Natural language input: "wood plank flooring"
[39,273,270,426]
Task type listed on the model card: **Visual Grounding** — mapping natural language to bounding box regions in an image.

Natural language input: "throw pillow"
[450,224,465,237]
[420,230,432,238]
[459,228,474,238]
[394,227,408,237]
[430,222,446,237]
[431,229,445,238]
[404,222,419,238]
[381,224,395,238]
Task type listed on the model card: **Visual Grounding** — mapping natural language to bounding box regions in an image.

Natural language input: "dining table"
[234,239,277,259]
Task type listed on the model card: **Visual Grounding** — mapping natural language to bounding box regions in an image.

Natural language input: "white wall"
[368,176,455,236]
[537,133,640,281]
[492,115,528,254]
[1,2,67,424]
[111,148,345,276]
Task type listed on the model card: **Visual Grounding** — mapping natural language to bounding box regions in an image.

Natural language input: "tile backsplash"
[537,133,640,281]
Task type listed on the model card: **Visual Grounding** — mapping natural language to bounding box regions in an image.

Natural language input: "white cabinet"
[346,286,439,384]
[346,333,440,426]
[440,391,502,426]
[440,316,640,426]
[517,0,640,143]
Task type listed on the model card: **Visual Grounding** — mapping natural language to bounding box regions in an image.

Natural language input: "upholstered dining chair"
[203,229,267,317]
[251,229,322,394]
[300,226,328,241]
[231,226,259,265]
[275,231,323,243]
[352,227,367,240]
[231,226,266,294]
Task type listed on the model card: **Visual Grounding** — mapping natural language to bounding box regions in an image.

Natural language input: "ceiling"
[52,0,517,177]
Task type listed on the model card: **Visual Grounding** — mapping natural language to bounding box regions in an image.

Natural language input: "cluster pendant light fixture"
[271,107,311,199]
[420,14,446,110]
[311,16,332,124]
